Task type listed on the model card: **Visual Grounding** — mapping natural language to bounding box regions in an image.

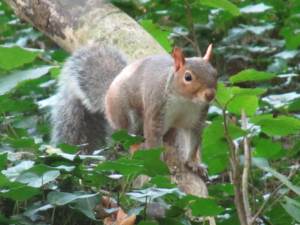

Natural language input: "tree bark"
[5,1,214,223]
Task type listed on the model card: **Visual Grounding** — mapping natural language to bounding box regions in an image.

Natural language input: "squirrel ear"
[203,44,213,62]
[172,47,185,71]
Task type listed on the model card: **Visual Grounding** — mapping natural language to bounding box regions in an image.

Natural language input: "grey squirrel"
[51,44,127,150]
[51,43,217,173]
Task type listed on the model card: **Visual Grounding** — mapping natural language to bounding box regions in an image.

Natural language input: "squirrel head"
[171,44,218,104]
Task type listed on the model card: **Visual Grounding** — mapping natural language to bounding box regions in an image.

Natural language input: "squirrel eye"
[184,72,193,82]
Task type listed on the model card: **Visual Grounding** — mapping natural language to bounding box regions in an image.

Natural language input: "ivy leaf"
[199,0,240,16]
[230,69,276,84]
[47,192,99,206]
[140,20,172,52]
[0,46,40,70]
[15,164,60,188]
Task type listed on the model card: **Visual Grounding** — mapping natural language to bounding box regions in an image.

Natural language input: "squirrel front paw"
[185,161,209,181]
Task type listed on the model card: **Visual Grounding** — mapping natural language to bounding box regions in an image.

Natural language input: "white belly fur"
[164,95,204,132]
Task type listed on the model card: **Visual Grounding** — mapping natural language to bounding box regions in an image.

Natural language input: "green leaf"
[287,98,300,112]
[150,176,176,188]
[253,137,285,159]
[216,82,234,107]
[190,197,224,216]
[138,221,159,225]
[15,164,60,188]
[202,118,230,174]
[240,3,272,14]
[254,165,300,196]
[140,20,172,52]
[72,195,100,220]
[96,157,144,176]
[216,82,264,107]
[0,153,7,170]
[0,214,18,225]
[0,46,40,70]
[266,203,293,225]
[227,94,258,116]
[47,191,99,206]
[127,187,180,203]
[177,195,224,216]
[0,95,37,113]
[209,183,234,199]
[230,69,276,84]
[2,160,35,180]
[281,196,300,222]
[251,114,300,136]
[0,66,53,95]
[0,182,40,201]
[199,0,240,16]
[24,203,54,220]
[133,149,169,176]
[112,130,144,150]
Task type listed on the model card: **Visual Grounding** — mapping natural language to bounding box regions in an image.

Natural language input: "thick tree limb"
[5,0,165,61]
[5,1,214,223]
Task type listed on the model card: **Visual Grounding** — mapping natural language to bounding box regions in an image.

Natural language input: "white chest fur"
[164,95,205,132]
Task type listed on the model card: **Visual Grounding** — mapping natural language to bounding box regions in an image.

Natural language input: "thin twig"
[183,0,201,56]
[241,110,252,224]
[222,109,248,225]
[251,166,298,224]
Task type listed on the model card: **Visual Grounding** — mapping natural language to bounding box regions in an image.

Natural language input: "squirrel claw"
[185,161,209,181]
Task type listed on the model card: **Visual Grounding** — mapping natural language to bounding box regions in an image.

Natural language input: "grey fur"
[51,43,127,151]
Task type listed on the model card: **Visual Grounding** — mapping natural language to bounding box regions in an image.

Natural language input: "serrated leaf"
[0,46,40,70]
[230,69,276,83]
[199,0,240,16]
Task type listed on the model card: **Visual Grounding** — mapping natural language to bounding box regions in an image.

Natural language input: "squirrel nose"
[204,89,215,102]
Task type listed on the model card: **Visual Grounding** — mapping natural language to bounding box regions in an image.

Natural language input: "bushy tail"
[51,44,127,152]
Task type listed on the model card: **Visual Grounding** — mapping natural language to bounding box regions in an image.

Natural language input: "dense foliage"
[0,0,299,224]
